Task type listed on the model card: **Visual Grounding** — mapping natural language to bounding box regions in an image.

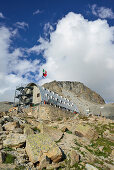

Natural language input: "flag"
[42,69,47,78]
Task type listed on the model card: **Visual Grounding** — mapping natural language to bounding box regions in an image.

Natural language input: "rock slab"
[26,133,62,163]
[3,133,26,148]
[3,121,20,131]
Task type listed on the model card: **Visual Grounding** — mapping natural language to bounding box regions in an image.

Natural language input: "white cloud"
[0,26,40,101]
[91,4,114,19]
[15,22,29,30]
[29,12,114,102]
[43,22,54,37]
[0,12,5,19]
[33,9,42,15]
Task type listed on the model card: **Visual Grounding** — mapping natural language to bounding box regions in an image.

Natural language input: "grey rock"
[3,133,26,148]
[85,164,98,170]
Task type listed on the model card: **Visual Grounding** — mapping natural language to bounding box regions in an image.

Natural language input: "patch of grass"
[72,162,85,170]
[74,139,82,147]
[15,165,26,170]
[56,165,66,170]
[78,115,89,121]
[66,130,72,134]
[94,123,114,137]
[57,117,63,121]
[109,123,114,133]
[53,126,58,129]
[85,137,113,158]
[94,158,104,165]
[3,153,16,164]
[3,147,15,151]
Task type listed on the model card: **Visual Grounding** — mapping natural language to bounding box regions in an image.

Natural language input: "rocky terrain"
[0,80,113,169]
[0,109,113,170]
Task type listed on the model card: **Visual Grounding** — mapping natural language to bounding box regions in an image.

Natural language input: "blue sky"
[0,0,114,102]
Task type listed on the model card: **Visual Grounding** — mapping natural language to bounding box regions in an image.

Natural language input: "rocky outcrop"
[0,110,113,169]
[43,81,105,104]
[85,164,98,170]
[43,81,105,115]
[24,125,34,136]
[3,133,26,148]
[74,124,98,140]
[25,134,62,163]
[3,121,20,131]
[68,149,80,166]
[37,123,63,142]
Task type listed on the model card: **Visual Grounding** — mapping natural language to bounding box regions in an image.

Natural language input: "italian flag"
[43,69,47,77]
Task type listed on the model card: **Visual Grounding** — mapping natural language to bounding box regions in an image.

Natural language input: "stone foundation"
[26,104,75,121]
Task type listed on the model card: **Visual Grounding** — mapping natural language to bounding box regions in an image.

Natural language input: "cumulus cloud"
[0,12,5,18]
[33,9,43,15]
[15,22,29,30]
[91,4,114,19]
[0,26,40,101]
[43,22,54,37]
[29,12,114,102]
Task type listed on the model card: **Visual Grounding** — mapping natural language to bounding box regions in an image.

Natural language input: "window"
[37,93,40,97]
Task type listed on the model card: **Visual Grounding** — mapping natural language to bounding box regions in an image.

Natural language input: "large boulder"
[37,123,63,142]
[26,133,62,164]
[74,124,98,140]
[3,121,20,131]
[68,149,80,166]
[85,164,98,170]
[3,133,26,148]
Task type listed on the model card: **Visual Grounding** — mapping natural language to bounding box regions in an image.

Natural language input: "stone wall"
[26,104,75,121]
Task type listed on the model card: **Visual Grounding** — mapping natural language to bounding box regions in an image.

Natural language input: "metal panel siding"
[38,85,78,112]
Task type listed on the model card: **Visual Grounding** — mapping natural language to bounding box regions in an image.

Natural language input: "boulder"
[74,124,98,140]
[68,149,80,166]
[3,133,26,148]
[80,147,95,162]
[26,134,62,163]
[3,116,13,122]
[38,155,51,169]
[37,123,63,142]
[13,128,23,134]
[24,126,34,136]
[3,121,20,131]
[85,164,98,170]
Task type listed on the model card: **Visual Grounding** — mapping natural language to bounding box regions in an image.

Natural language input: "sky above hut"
[0,0,114,102]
